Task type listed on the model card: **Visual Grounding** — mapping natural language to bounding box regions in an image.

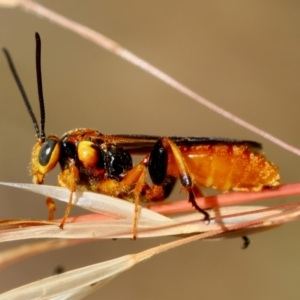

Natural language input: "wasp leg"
[97,158,148,197]
[97,158,149,239]
[149,138,209,222]
[191,184,204,198]
[131,163,147,239]
[46,197,56,220]
[142,176,177,202]
[242,236,250,249]
[59,191,75,229]
[57,165,80,229]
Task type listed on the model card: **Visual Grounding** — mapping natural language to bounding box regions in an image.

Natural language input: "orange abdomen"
[178,144,280,191]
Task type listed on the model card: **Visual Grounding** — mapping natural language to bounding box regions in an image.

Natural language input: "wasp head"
[30,136,61,184]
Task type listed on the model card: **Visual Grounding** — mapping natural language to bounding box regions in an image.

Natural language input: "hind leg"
[148,138,209,221]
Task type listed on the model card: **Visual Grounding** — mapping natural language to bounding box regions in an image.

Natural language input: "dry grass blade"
[0,227,262,299]
[0,240,84,270]
[0,0,19,7]
[0,181,299,243]
[0,254,136,299]
[3,203,297,299]
[0,206,285,242]
[2,200,300,300]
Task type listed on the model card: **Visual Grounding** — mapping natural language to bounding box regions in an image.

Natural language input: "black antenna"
[2,47,41,139]
[35,32,46,142]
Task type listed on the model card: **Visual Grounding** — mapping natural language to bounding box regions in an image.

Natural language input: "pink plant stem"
[147,182,300,215]
[59,183,300,220]
[10,0,300,157]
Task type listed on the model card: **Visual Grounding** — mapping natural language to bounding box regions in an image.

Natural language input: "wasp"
[3,33,280,237]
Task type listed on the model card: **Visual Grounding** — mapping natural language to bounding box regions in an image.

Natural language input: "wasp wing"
[101,134,262,154]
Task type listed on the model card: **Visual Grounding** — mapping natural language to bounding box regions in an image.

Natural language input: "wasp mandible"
[3,33,280,237]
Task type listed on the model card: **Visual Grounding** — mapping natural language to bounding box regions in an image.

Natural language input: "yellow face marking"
[31,137,60,184]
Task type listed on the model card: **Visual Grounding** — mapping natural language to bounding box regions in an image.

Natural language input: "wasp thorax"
[77,141,101,168]
[30,136,60,184]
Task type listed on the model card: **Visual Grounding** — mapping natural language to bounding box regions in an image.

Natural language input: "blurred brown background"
[0,1,300,299]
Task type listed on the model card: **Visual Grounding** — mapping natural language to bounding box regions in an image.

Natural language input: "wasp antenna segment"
[2,48,41,138]
[35,32,46,142]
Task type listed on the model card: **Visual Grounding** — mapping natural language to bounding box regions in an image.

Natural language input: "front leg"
[57,164,80,228]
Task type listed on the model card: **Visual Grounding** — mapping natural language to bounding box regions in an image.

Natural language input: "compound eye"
[38,138,60,172]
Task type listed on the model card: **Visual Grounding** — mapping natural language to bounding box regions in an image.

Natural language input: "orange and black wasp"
[3,33,280,237]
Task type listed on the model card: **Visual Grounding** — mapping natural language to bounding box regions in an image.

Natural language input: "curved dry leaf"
[0,182,171,222]
[0,254,136,300]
